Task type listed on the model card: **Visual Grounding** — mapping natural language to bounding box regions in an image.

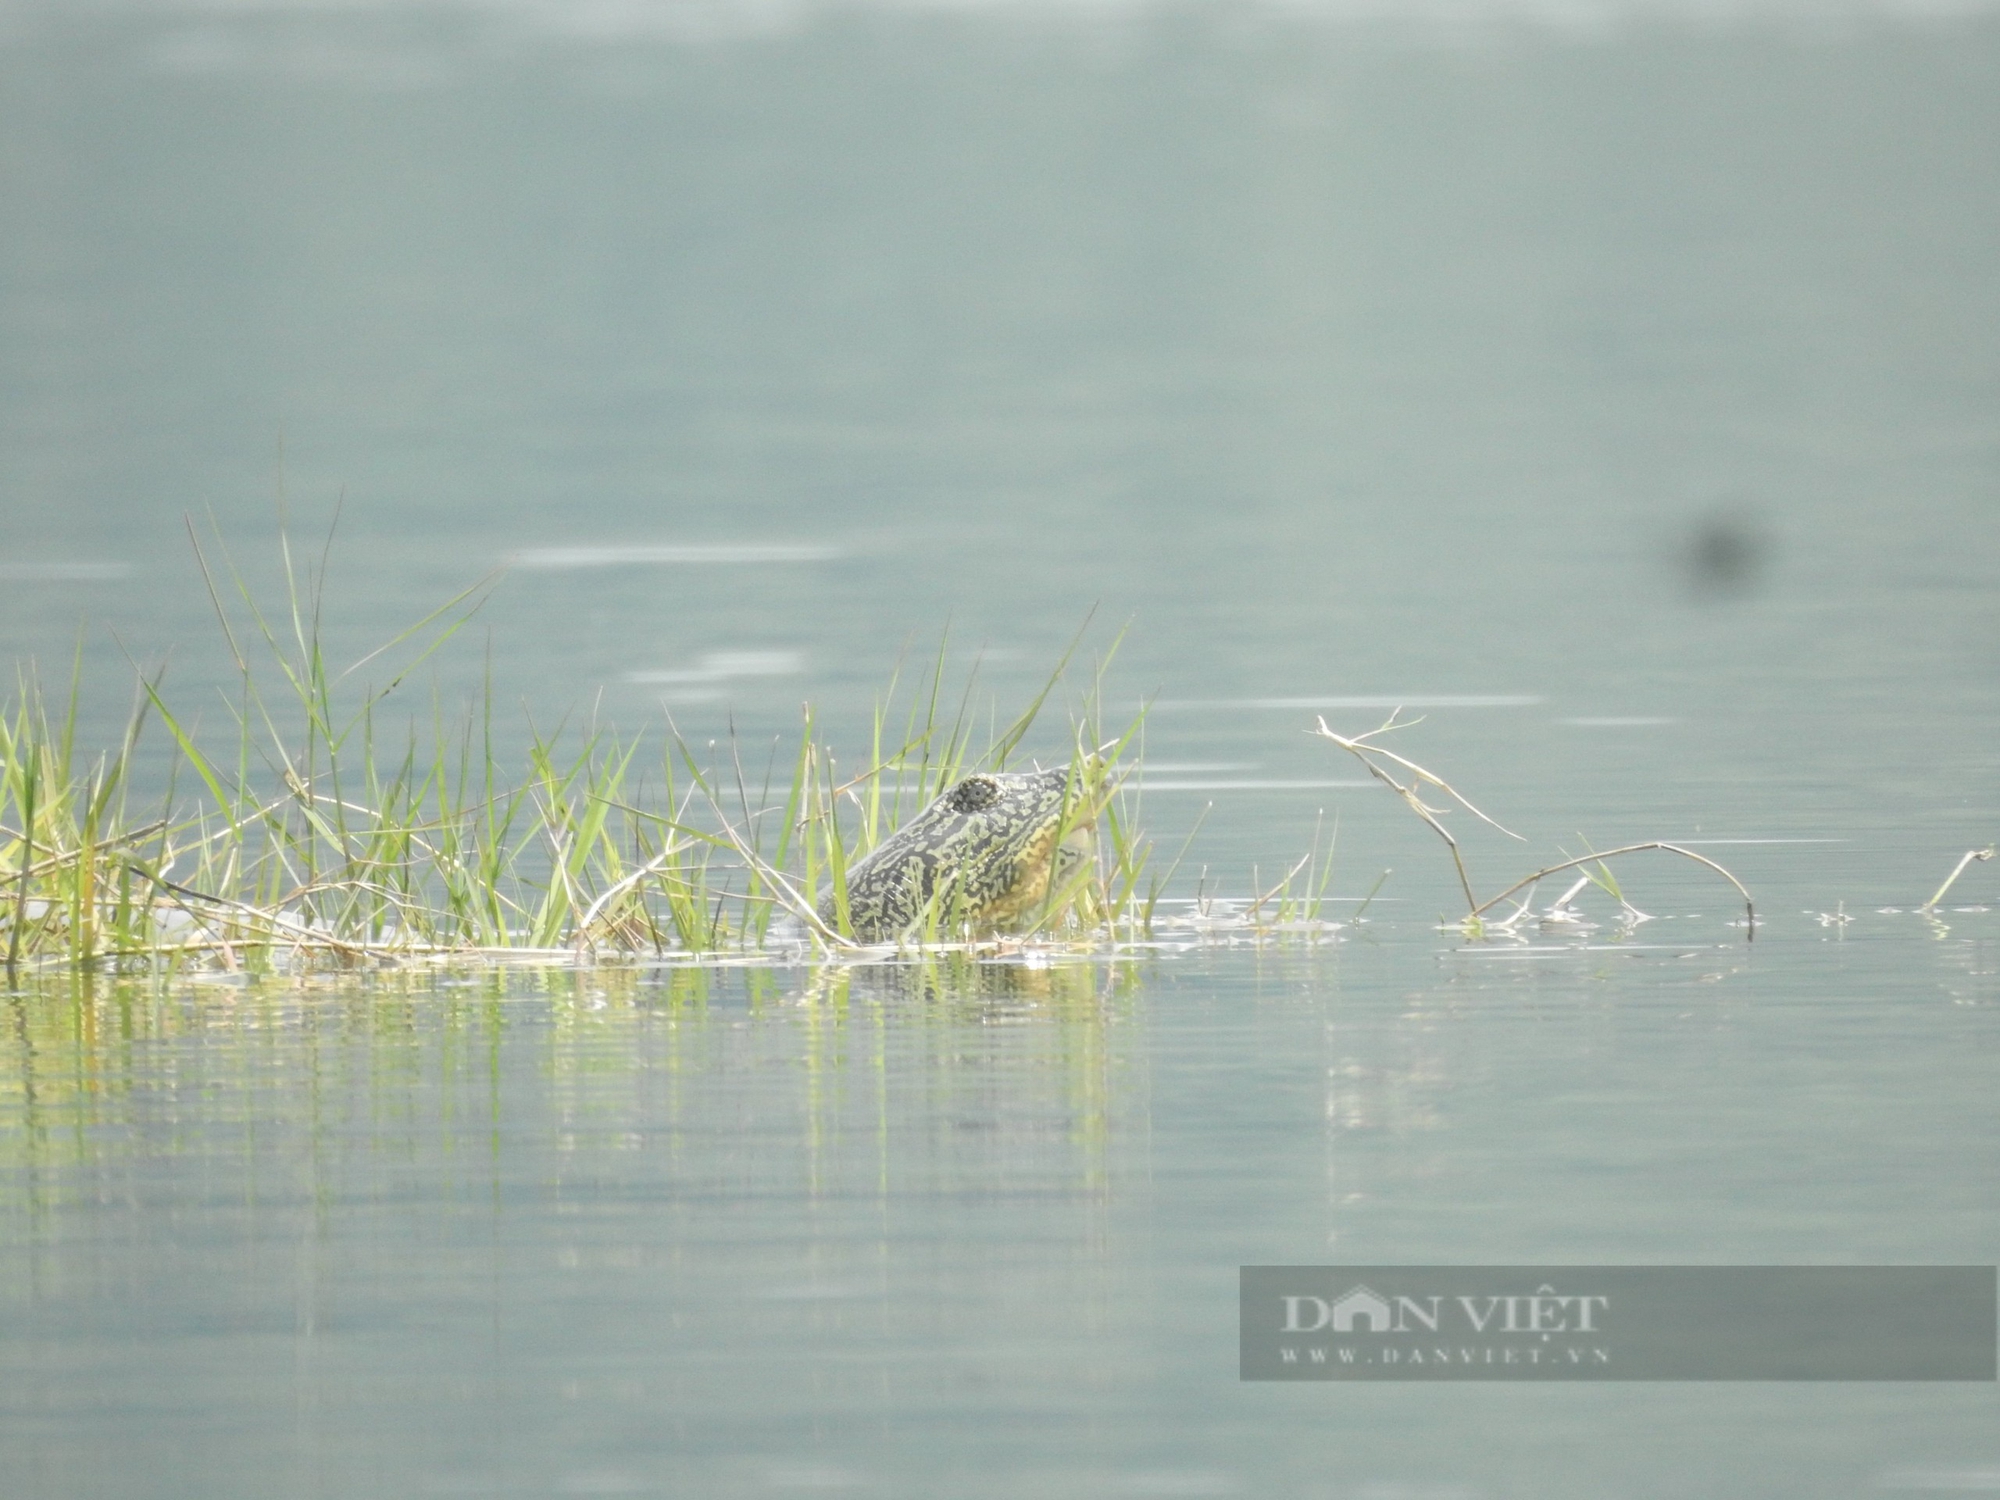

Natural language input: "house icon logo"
[1331,1285,1395,1333]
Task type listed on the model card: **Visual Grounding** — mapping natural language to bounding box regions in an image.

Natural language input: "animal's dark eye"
[945,776,1001,813]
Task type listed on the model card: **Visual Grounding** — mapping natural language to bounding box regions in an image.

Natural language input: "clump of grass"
[1205,809,1341,933]
[0,525,1193,974]
[2,647,163,973]
[1311,711,1755,939]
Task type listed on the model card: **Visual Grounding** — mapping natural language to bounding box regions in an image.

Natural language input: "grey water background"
[2,0,1998,1495]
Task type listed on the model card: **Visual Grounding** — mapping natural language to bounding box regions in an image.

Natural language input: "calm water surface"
[3,927,1997,1497]
[2,1,1998,1494]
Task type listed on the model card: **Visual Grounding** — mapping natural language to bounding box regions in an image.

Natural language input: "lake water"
[2,1,1998,1494]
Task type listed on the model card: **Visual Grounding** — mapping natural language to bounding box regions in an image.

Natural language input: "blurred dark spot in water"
[1684,512,1771,599]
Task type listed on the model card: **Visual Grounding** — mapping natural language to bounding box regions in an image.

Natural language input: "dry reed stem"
[136,867,372,959]
[1470,843,1755,931]
[1,820,167,881]
[1923,847,1994,910]
[1312,713,1755,938]
[1928,848,1992,916]
[687,790,855,949]
[1311,712,1522,914]
[1239,850,1314,926]
[570,835,702,955]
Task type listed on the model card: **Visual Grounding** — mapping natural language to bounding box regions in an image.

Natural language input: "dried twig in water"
[1311,714,1754,938]
[1923,847,1994,910]
[1310,712,1522,915]
[1471,843,1755,934]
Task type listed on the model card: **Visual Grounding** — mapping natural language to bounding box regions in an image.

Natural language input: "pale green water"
[3,934,1997,1497]
[2,3,1998,1495]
